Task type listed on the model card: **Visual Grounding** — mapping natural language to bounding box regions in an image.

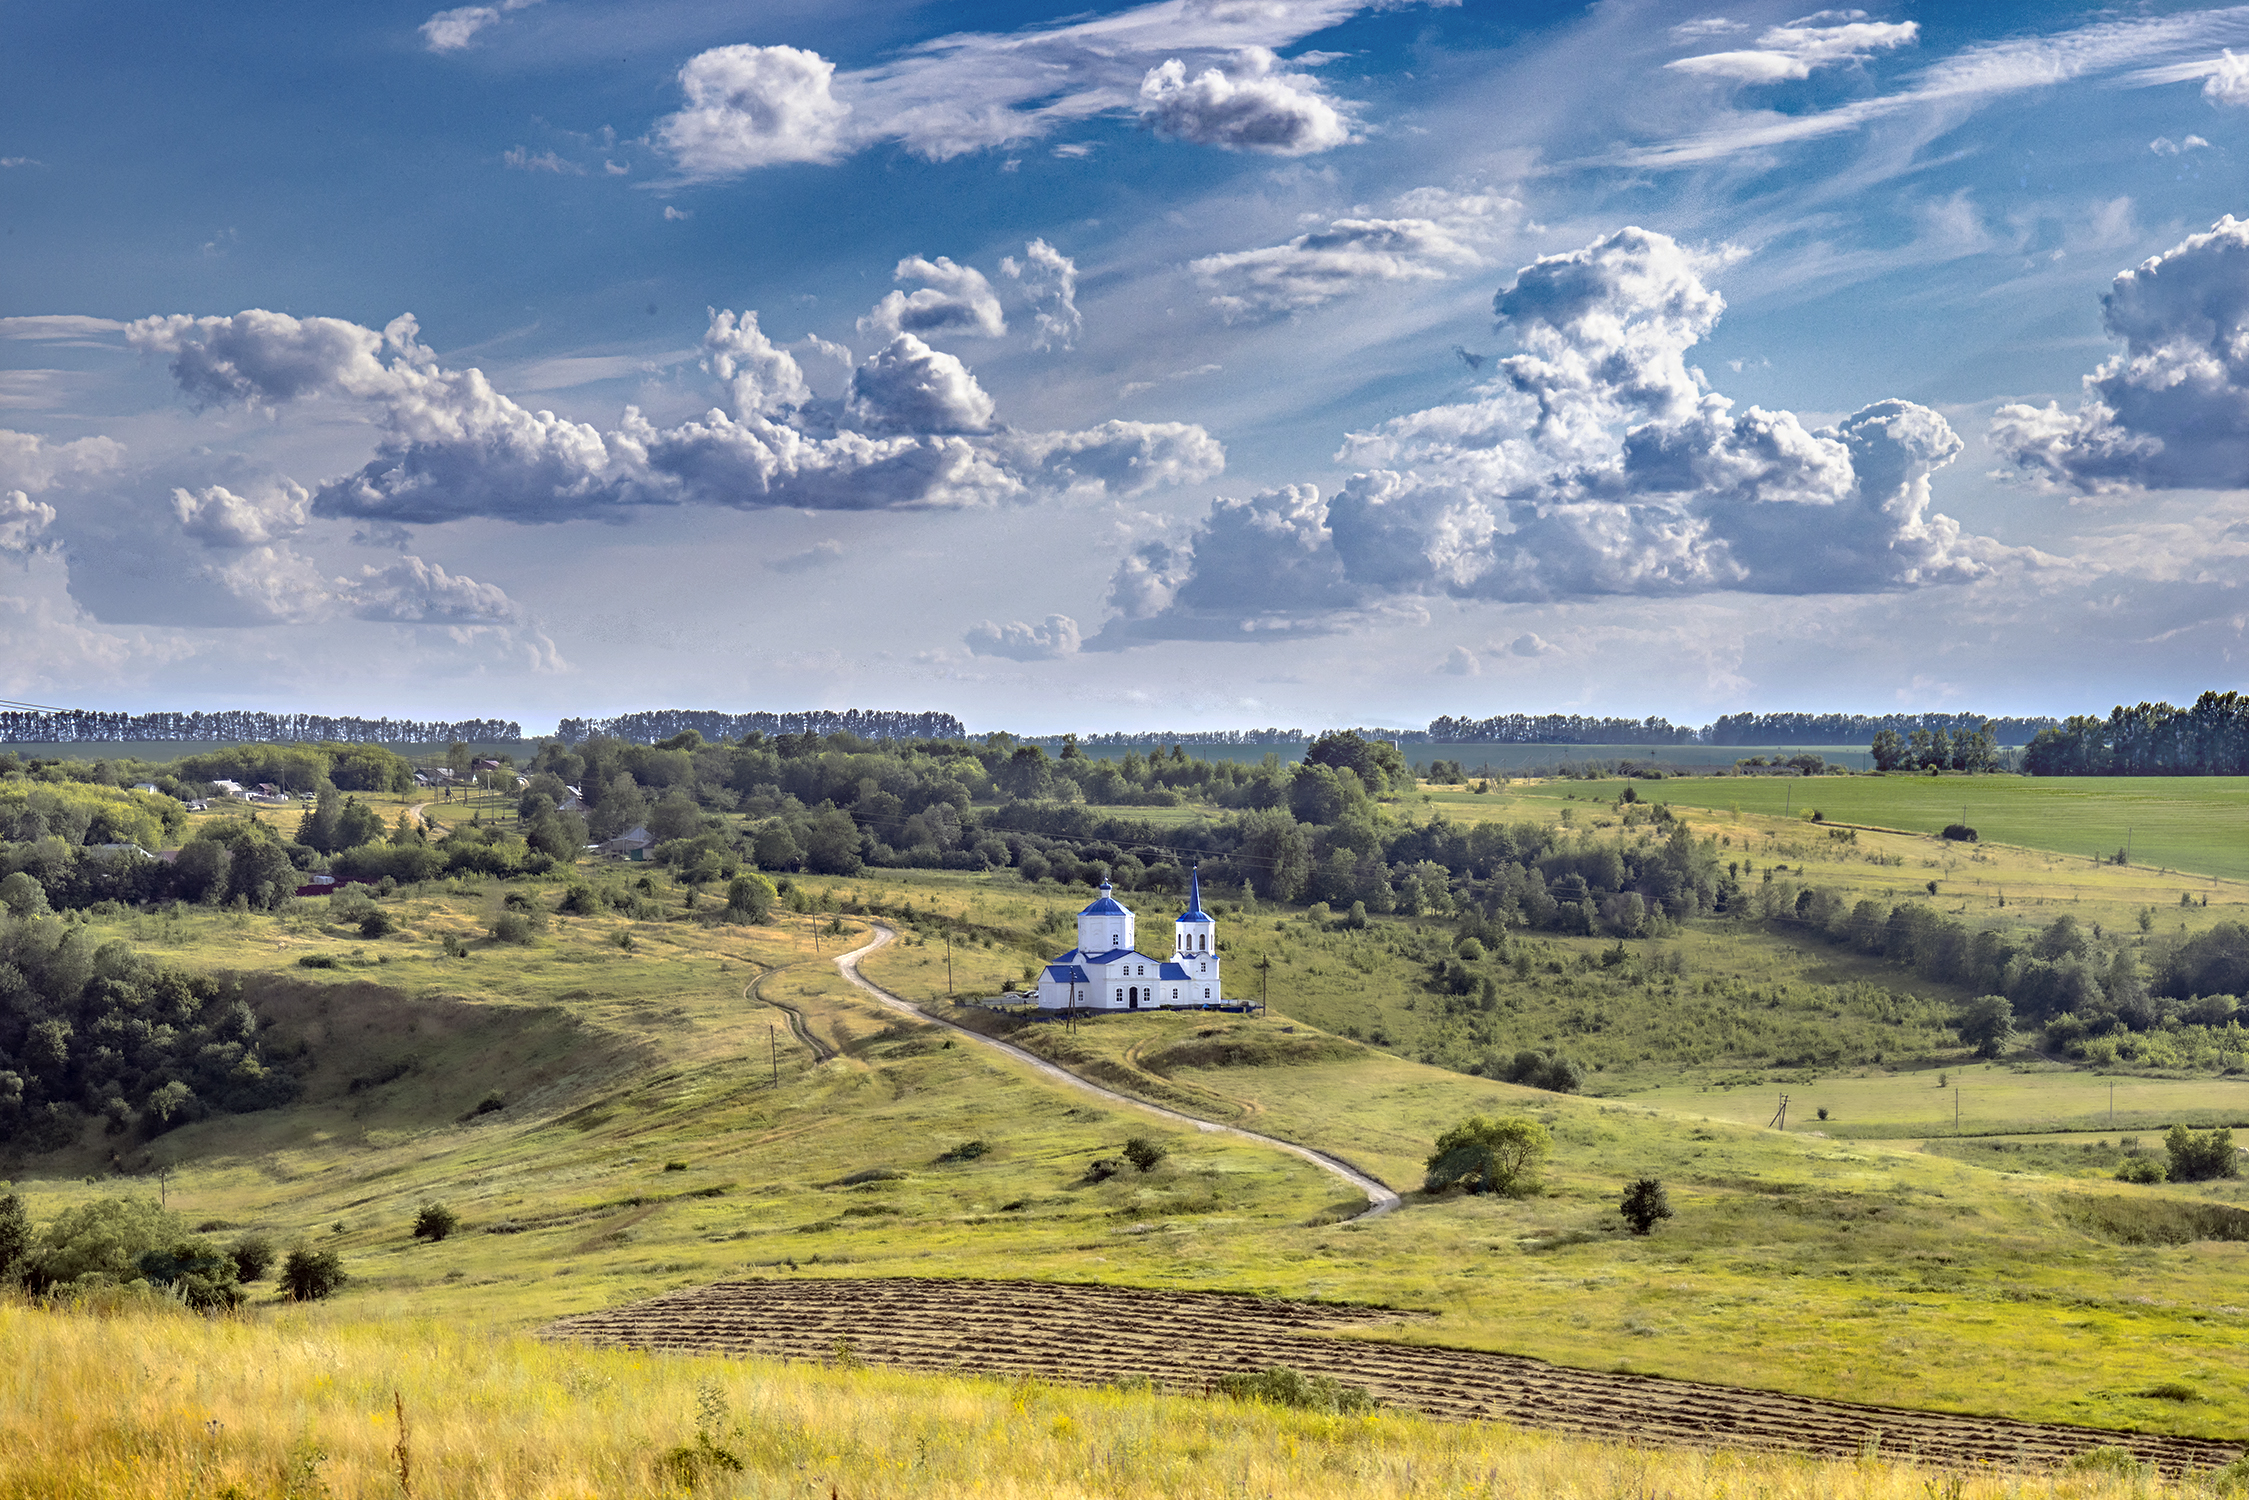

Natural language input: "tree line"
[555,709,965,745]
[0,710,520,745]
[2021,693,2249,775]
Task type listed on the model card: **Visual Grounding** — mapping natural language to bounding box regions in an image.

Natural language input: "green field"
[1491,774,2249,883]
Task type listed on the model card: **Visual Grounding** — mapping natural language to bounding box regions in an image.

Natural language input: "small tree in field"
[412,1203,460,1241]
[279,1245,348,1301]
[1423,1115,1549,1197]
[1620,1178,1672,1235]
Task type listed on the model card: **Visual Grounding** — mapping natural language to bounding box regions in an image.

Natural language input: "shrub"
[1455,936,1485,961]
[412,1204,460,1241]
[489,911,535,945]
[663,1160,689,1172]
[1500,1048,1584,1094]
[1084,1157,1126,1183]
[1121,1136,1168,1173]
[2165,1124,2239,1183]
[229,1233,275,1282]
[2116,1156,2165,1184]
[935,1140,990,1163]
[557,883,602,916]
[278,1245,348,1301]
[0,1193,29,1284]
[297,954,339,969]
[472,1091,505,1116]
[359,910,396,939]
[1213,1366,1379,1415]
[29,1197,184,1289]
[1620,1178,1673,1235]
[135,1239,243,1310]
[1423,1115,1550,1197]
[1941,823,1978,842]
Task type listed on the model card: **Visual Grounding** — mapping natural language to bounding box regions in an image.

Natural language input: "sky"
[6,0,2249,736]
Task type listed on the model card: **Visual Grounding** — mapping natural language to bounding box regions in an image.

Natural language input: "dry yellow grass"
[0,1294,2224,1500]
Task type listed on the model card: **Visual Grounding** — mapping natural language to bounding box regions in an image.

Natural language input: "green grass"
[1490,774,2249,883]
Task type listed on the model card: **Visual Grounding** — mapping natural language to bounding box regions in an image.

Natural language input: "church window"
[1200,933,1207,950]
[1114,988,1123,1001]
[1203,988,1211,999]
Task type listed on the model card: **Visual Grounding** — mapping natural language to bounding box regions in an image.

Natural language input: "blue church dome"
[1175,865,1210,922]
[1079,880,1130,917]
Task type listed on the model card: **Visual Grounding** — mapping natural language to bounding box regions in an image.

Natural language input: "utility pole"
[2110,1080,2115,1129]
[945,926,954,997]
[1955,1087,1961,1133]
[769,1025,777,1086]
[1769,1094,1789,1131]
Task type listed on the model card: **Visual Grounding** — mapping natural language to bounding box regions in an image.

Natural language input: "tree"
[412,1204,460,1241]
[0,1192,29,1284]
[751,823,802,871]
[279,1245,348,1301]
[801,806,863,876]
[136,1238,243,1310]
[1620,1178,1672,1235]
[725,873,776,923]
[1955,994,2014,1059]
[1871,729,1906,771]
[2165,1125,2239,1183]
[1423,1115,1550,1197]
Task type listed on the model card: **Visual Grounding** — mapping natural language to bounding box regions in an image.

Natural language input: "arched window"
[1114,988,1123,1001]
[1203,988,1211,999]
[1200,933,1207,950]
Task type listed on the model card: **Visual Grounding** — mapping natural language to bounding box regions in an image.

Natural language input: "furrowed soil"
[546,1276,2246,1474]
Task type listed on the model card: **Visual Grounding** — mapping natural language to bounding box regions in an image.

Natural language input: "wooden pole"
[769,1025,777,1086]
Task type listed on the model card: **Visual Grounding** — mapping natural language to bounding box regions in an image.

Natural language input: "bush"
[0,1193,29,1284]
[557,883,602,916]
[1423,1115,1550,1197]
[1213,1366,1379,1415]
[935,1140,989,1163]
[2116,1156,2166,1184]
[1620,1178,1672,1235]
[1500,1048,1584,1094]
[229,1233,275,1281]
[278,1245,347,1301]
[135,1239,243,1310]
[1941,823,1978,842]
[1121,1136,1168,1173]
[489,911,535,944]
[412,1204,460,1241]
[297,954,338,969]
[1084,1157,1126,1183]
[359,909,396,939]
[2165,1124,2239,1183]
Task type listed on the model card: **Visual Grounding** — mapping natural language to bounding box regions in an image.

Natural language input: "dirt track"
[546,1277,2245,1473]
[834,925,1400,1221]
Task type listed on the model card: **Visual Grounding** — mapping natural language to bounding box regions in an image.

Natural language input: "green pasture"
[1495,774,2249,883]
[1625,1063,2249,1140]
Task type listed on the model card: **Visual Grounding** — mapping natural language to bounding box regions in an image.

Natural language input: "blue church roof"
[1044,964,1089,983]
[1079,880,1130,918]
[1158,962,1191,980]
[1176,865,1210,923]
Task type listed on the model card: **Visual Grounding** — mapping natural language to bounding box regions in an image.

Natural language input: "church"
[1032,868,1224,1011]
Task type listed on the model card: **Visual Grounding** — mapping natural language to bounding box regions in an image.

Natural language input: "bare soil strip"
[547,1277,2244,1473]
[834,925,1400,1221]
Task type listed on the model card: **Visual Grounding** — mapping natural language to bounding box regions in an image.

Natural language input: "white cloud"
[1507,632,1561,657]
[205,545,522,626]
[0,490,57,554]
[768,539,845,573]
[1093,226,2005,646]
[1137,48,1351,155]
[1000,239,1081,351]
[503,146,584,175]
[1437,644,1479,675]
[170,481,310,548]
[653,0,1395,178]
[657,45,853,179]
[1668,14,1918,84]
[0,315,128,345]
[1992,215,2249,495]
[0,427,123,493]
[859,255,1007,342]
[2204,47,2249,104]
[1194,215,1484,321]
[127,306,1223,526]
[2150,134,2211,155]
[419,0,539,54]
[964,613,1082,659]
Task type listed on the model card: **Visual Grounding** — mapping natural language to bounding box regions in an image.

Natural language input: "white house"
[1033,869,1224,1012]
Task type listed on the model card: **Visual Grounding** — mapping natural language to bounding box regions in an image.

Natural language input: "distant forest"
[2021,693,2249,776]
[555,710,966,744]
[0,710,521,745]
[1426,712,2063,746]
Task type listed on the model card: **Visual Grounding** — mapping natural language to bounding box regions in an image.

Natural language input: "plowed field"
[545,1277,2244,1472]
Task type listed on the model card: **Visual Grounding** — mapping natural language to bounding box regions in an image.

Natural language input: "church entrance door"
[1128,986,1139,1009]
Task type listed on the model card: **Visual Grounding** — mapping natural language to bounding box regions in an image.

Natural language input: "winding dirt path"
[751,967,835,1063]
[834,924,1399,1222]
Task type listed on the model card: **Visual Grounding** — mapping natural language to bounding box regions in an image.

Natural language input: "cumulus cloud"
[963,613,1081,660]
[1668,11,1918,83]
[2150,134,2211,155]
[1137,48,1351,155]
[419,0,538,53]
[657,45,852,179]
[859,255,1006,342]
[0,426,123,494]
[1437,644,1479,675]
[1195,216,1484,321]
[2205,48,2249,104]
[0,490,57,554]
[1093,226,2002,646]
[1508,632,1561,656]
[654,0,1391,178]
[170,481,310,548]
[1000,240,1081,351]
[1992,215,2249,494]
[126,305,1221,526]
[204,544,521,626]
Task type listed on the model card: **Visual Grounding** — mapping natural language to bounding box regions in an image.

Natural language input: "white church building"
[1033,869,1224,1011]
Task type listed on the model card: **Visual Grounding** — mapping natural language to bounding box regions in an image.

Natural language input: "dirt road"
[833,924,1398,1222]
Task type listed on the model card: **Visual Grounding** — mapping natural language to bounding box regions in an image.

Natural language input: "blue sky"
[6,0,2249,734]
